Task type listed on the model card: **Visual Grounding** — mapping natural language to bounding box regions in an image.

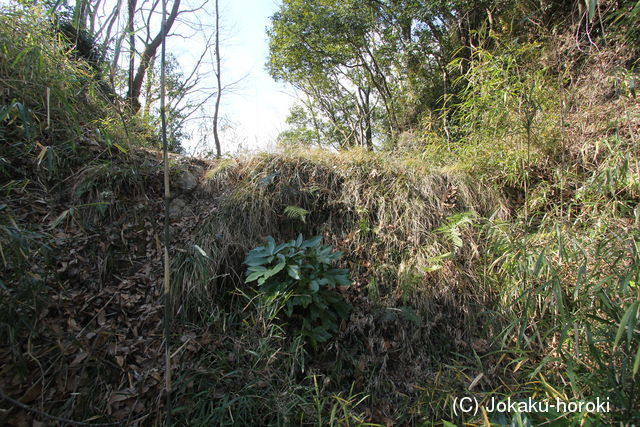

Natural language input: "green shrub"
[244,235,352,348]
[0,213,53,357]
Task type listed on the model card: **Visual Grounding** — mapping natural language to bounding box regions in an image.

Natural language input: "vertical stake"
[160,0,172,424]
[46,87,50,129]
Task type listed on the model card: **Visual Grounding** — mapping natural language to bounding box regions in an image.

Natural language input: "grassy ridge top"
[1,1,639,424]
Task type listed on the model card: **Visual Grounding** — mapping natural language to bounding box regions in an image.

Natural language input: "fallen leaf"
[19,384,42,404]
[109,389,136,405]
[70,352,88,367]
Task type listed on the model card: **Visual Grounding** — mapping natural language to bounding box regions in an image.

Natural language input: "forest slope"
[1,2,640,425]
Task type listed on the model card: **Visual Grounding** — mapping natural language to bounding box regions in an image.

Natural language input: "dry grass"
[173,148,508,352]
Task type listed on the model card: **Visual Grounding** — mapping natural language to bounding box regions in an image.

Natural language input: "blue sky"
[0,0,291,154]
[176,0,295,154]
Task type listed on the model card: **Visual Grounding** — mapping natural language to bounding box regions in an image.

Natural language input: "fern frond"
[284,205,309,223]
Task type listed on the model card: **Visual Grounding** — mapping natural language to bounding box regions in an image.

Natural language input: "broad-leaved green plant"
[244,235,351,348]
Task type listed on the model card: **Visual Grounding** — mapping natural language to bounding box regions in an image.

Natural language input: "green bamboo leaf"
[614,301,639,348]
[586,0,597,21]
[50,208,72,228]
[15,102,32,139]
[533,249,546,277]
[633,342,640,376]
[0,105,10,123]
[627,300,638,344]
[11,45,35,67]
[113,143,127,153]
[46,145,54,171]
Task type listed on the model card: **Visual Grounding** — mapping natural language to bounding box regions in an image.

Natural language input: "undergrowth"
[169,27,639,424]
[1,1,639,425]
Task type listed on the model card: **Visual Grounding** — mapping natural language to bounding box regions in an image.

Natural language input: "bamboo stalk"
[160,0,172,424]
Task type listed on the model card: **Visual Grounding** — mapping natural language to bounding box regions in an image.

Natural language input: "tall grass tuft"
[174,149,507,348]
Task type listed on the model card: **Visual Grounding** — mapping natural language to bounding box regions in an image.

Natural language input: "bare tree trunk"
[89,0,102,34]
[110,29,126,86]
[300,95,322,146]
[128,0,181,112]
[441,61,451,148]
[212,0,222,158]
[363,89,372,150]
[127,0,137,108]
[73,0,90,30]
[99,0,123,61]
[159,0,172,424]
[143,55,156,119]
